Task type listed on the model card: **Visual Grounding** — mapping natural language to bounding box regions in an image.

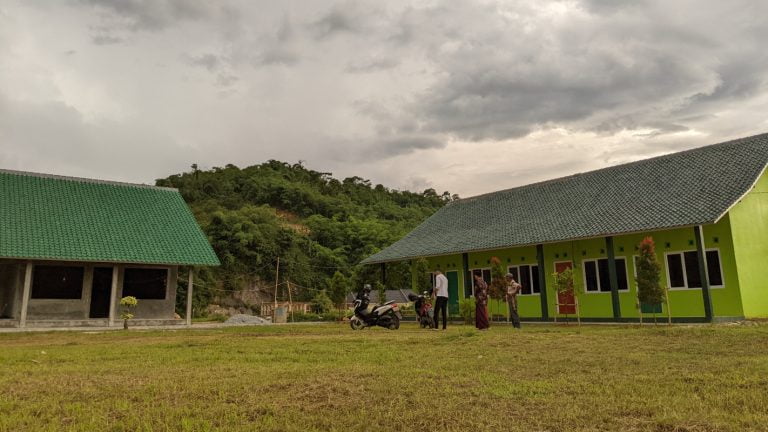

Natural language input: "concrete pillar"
[186,269,194,326]
[19,262,33,328]
[694,225,714,322]
[462,253,471,297]
[108,265,119,327]
[536,244,549,320]
[605,236,622,320]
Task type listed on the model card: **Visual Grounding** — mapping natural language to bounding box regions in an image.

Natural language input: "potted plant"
[120,296,138,330]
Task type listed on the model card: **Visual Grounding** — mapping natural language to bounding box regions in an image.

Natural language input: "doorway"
[89,267,113,318]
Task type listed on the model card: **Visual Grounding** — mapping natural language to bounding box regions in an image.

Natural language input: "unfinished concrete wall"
[114,265,178,320]
[0,261,21,318]
[27,264,92,320]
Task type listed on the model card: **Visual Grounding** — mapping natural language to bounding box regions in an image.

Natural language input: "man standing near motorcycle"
[432,270,449,330]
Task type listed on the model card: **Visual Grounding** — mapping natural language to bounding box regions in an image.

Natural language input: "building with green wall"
[362,134,768,322]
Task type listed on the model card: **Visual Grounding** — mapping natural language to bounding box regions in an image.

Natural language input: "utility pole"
[287,280,294,323]
[274,257,280,308]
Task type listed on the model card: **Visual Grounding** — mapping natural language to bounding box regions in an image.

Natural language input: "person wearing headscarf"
[505,273,522,329]
[474,273,490,330]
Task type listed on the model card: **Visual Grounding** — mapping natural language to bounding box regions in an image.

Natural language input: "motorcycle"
[350,298,402,330]
[408,291,434,329]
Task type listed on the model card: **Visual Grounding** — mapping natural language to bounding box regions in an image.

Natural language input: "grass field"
[1,323,767,432]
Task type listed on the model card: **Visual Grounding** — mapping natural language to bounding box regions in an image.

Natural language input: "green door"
[447,271,459,315]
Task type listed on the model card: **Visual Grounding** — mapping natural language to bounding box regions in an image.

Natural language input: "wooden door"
[554,261,575,314]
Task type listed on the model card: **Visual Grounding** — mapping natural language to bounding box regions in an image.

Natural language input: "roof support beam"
[186,269,194,326]
[694,225,714,322]
[605,236,622,320]
[19,262,32,328]
[108,265,119,327]
[536,245,549,320]
[462,253,472,298]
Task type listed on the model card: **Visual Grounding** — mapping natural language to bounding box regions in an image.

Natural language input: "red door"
[555,261,575,314]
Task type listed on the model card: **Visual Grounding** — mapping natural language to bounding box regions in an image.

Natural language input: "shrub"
[458,297,475,324]
[291,309,351,322]
[310,289,334,314]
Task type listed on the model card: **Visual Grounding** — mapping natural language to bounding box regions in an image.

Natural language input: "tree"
[636,236,666,323]
[411,258,431,295]
[489,257,506,300]
[328,271,350,309]
[488,257,507,321]
[310,289,334,314]
[375,281,387,305]
[551,267,581,324]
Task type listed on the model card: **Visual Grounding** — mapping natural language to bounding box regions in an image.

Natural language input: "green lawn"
[1,323,767,431]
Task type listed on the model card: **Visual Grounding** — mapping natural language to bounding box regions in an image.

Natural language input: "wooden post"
[108,265,119,327]
[287,280,293,323]
[575,295,581,326]
[665,286,672,326]
[186,269,194,326]
[19,262,33,328]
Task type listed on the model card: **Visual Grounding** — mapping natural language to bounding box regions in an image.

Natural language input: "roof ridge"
[453,131,768,204]
[0,168,178,191]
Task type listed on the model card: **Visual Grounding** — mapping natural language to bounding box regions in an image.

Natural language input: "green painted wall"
[412,215,742,320]
[729,169,768,318]
[408,203,750,321]
[540,218,742,320]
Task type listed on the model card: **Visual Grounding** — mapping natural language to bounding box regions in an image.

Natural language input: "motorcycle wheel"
[387,313,400,330]
[350,318,365,330]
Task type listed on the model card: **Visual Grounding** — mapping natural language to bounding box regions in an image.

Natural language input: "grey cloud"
[364,135,446,159]
[254,48,300,67]
[77,0,215,31]
[185,53,221,71]
[0,91,194,182]
[373,1,768,142]
[345,57,399,74]
[310,9,360,39]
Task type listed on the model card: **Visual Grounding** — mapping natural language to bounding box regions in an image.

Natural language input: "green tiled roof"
[363,133,768,264]
[0,170,220,266]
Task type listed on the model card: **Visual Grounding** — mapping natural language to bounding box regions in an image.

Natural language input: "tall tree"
[636,237,665,306]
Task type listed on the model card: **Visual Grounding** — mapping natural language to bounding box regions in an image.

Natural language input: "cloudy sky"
[1,0,767,197]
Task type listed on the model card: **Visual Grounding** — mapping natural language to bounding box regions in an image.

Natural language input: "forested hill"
[155,161,455,304]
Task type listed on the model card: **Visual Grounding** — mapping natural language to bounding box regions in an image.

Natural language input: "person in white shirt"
[432,270,449,330]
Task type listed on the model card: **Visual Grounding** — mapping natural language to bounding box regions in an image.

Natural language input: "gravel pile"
[224,314,271,326]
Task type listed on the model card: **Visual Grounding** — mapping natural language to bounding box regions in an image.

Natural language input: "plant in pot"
[120,296,138,330]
